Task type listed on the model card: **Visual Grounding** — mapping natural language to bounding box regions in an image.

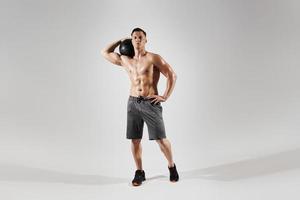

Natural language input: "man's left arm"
[150,54,177,104]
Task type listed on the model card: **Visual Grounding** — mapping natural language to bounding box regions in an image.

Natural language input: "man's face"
[131,31,147,49]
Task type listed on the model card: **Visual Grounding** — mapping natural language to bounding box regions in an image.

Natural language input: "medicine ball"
[119,39,135,58]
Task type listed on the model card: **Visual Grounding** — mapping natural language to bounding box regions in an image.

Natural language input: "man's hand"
[147,95,166,104]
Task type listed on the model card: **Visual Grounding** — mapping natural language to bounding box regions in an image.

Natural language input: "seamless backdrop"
[1,0,300,178]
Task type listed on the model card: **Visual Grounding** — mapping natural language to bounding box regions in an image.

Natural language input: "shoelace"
[134,171,144,180]
[169,165,177,174]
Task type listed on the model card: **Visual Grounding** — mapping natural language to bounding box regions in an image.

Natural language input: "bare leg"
[131,139,143,170]
[156,138,175,167]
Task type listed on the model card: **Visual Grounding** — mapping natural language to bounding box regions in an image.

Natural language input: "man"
[101,27,179,186]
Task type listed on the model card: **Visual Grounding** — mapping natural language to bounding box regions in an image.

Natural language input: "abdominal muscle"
[128,66,160,98]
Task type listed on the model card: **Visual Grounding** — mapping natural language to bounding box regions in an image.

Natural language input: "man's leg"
[156,138,174,167]
[156,138,179,182]
[131,138,146,186]
[131,139,143,170]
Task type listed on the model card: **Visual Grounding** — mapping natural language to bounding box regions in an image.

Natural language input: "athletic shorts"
[126,95,166,140]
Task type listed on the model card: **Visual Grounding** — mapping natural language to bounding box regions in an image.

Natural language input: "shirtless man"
[101,27,179,186]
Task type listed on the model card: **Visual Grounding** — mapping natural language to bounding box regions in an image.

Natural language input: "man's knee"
[156,138,168,147]
[131,139,141,145]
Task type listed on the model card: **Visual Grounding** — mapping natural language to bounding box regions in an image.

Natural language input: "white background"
[1,0,300,193]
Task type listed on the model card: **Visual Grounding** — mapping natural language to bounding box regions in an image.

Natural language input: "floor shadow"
[180,148,300,181]
[146,175,168,181]
[0,163,128,185]
[2,148,300,184]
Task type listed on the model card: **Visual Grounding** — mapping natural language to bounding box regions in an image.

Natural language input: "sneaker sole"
[132,178,146,186]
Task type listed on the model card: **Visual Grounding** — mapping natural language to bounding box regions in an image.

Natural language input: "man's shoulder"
[146,51,161,61]
[146,51,159,56]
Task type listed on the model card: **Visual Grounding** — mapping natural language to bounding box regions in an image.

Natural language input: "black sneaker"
[168,163,179,182]
[132,169,146,186]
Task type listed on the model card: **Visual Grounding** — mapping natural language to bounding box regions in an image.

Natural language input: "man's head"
[131,27,147,50]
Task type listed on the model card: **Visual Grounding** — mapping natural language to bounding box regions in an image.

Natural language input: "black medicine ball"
[119,39,135,58]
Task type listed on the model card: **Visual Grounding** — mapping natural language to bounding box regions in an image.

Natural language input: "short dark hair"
[131,27,147,37]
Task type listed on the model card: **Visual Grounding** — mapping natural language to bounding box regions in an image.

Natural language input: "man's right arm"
[101,38,128,66]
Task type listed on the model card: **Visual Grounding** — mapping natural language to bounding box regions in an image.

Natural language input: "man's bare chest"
[126,60,154,75]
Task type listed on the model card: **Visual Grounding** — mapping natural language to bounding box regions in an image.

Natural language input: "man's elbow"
[172,73,177,81]
[100,49,108,57]
[166,72,177,81]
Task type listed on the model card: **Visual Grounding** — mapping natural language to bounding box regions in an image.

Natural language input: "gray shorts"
[126,95,166,140]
